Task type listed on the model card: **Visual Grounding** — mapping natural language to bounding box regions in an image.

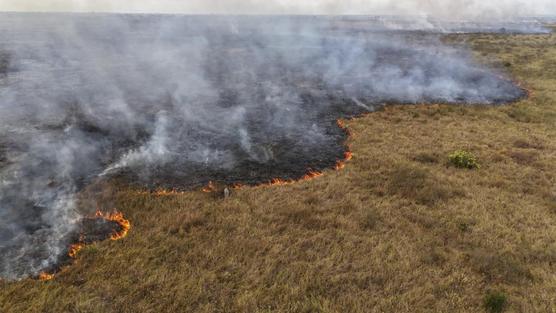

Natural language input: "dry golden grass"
[1,32,555,313]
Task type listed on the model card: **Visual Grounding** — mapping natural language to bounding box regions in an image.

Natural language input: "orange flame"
[38,210,131,281]
[335,151,353,170]
[269,178,293,186]
[68,211,130,259]
[136,188,187,196]
[337,119,346,128]
[503,76,533,100]
[337,119,352,137]
[231,183,243,189]
[155,189,185,196]
[252,170,325,188]
[202,181,216,193]
[333,119,353,170]
[95,210,131,241]
[68,243,85,259]
[302,170,324,180]
[38,272,54,281]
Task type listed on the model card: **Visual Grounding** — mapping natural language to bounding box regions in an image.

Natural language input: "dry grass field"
[1,30,555,313]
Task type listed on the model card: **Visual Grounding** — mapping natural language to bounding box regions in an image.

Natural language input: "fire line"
[38,210,131,281]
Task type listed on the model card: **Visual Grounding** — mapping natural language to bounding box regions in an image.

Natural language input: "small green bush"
[484,291,507,313]
[449,150,480,169]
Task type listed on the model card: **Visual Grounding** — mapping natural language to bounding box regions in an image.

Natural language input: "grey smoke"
[0,13,527,279]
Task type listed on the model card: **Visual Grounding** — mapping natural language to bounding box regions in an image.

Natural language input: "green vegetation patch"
[448,150,480,169]
[484,291,508,313]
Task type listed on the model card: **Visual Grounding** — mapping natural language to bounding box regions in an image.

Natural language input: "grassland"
[1,31,555,313]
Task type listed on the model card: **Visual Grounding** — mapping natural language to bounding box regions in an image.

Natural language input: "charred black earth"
[0,14,527,279]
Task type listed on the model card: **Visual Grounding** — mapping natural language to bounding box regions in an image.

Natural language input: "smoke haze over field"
[0,13,529,279]
[1,0,556,17]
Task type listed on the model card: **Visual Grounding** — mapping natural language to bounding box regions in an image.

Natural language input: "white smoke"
[1,0,555,17]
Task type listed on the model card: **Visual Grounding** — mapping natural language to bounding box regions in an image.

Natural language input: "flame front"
[95,210,131,241]
[334,119,353,170]
[38,210,130,281]
[202,181,216,193]
[302,171,324,180]
[68,243,85,259]
[38,272,54,281]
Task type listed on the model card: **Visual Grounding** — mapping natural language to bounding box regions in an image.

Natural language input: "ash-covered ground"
[0,14,528,279]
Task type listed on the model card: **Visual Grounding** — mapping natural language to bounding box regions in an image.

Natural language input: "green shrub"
[484,291,507,313]
[448,150,480,169]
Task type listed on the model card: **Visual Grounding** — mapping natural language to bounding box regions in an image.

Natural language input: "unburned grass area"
[1,32,556,312]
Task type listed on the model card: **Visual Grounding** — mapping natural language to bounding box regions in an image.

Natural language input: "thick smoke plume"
[0,14,526,279]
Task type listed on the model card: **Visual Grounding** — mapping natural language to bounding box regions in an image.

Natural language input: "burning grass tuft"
[93,210,131,241]
[38,272,54,282]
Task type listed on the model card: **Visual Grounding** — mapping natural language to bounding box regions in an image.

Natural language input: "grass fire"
[0,2,555,313]
[35,210,130,281]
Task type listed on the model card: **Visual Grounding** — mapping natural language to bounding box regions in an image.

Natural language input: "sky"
[0,0,555,17]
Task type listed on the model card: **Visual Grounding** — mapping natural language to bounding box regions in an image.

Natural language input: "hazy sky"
[0,0,555,17]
